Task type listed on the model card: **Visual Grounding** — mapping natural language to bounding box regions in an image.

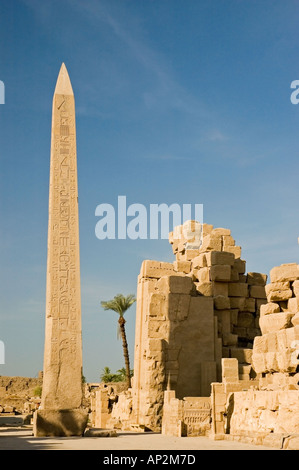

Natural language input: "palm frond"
[101,294,136,317]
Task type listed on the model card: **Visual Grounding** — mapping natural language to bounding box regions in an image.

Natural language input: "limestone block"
[265,282,293,302]
[212,228,231,236]
[185,249,200,261]
[201,234,222,252]
[228,283,249,297]
[222,358,239,382]
[195,282,213,296]
[173,261,191,274]
[259,312,294,335]
[168,294,190,321]
[171,239,179,254]
[249,285,266,299]
[232,326,246,338]
[288,297,299,313]
[196,267,210,283]
[244,297,256,313]
[266,352,279,372]
[230,347,253,364]
[205,251,235,267]
[141,260,175,279]
[148,339,163,351]
[225,246,241,259]
[210,265,231,282]
[234,259,246,274]
[276,350,298,373]
[230,309,239,325]
[239,274,247,283]
[230,297,245,310]
[260,302,280,316]
[222,235,235,248]
[157,275,193,295]
[270,263,299,283]
[192,254,206,269]
[237,312,255,328]
[253,335,268,354]
[217,310,231,334]
[285,325,299,345]
[279,301,289,312]
[149,293,167,317]
[246,272,268,286]
[292,280,299,297]
[255,299,267,315]
[252,352,267,374]
[33,409,88,437]
[223,333,238,346]
[212,282,228,297]
[202,223,214,236]
[291,313,299,326]
[246,327,260,341]
[230,267,239,282]
[214,295,230,310]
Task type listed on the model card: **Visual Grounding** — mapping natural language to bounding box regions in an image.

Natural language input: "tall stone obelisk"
[34,64,88,437]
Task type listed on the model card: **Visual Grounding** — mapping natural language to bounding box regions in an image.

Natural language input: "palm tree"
[100,366,117,383]
[101,294,136,388]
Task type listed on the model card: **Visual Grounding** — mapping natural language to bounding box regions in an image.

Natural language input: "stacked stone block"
[132,261,217,431]
[170,223,267,380]
[252,263,299,382]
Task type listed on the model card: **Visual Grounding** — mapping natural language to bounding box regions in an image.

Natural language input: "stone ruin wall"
[92,223,299,447]
[225,263,299,442]
[130,222,268,431]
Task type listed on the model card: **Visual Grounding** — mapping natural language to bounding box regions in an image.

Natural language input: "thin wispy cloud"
[65,0,209,118]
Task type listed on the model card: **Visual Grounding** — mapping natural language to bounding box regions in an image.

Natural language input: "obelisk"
[34,64,88,436]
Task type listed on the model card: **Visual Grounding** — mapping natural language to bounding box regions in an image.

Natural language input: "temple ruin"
[92,221,299,449]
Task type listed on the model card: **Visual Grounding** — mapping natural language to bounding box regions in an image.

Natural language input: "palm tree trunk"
[118,316,131,388]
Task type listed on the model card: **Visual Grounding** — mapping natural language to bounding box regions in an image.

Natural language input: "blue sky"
[0,0,299,382]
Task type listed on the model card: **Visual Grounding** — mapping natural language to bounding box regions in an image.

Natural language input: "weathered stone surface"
[230,347,253,364]
[237,312,255,328]
[210,265,231,282]
[84,428,118,437]
[292,280,299,297]
[249,285,266,299]
[141,260,175,279]
[201,234,222,252]
[259,312,294,334]
[265,281,293,302]
[288,297,299,313]
[222,235,235,248]
[192,254,206,269]
[228,390,299,436]
[157,275,193,295]
[260,302,280,316]
[33,409,88,437]
[230,297,245,310]
[233,259,246,274]
[214,295,230,310]
[243,297,256,313]
[292,313,299,326]
[205,251,235,267]
[196,267,210,283]
[228,283,248,298]
[173,260,191,274]
[246,272,267,286]
[270,263,299,283]
[195,281,213,296]
[225,246,241,259]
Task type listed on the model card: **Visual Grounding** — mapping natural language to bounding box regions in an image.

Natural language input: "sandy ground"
[0,427,275,451]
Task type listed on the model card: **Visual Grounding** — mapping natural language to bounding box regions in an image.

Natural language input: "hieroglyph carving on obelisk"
[34,64,87,436]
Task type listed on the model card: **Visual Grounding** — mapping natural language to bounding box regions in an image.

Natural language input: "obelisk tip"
[54,63,74,96]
